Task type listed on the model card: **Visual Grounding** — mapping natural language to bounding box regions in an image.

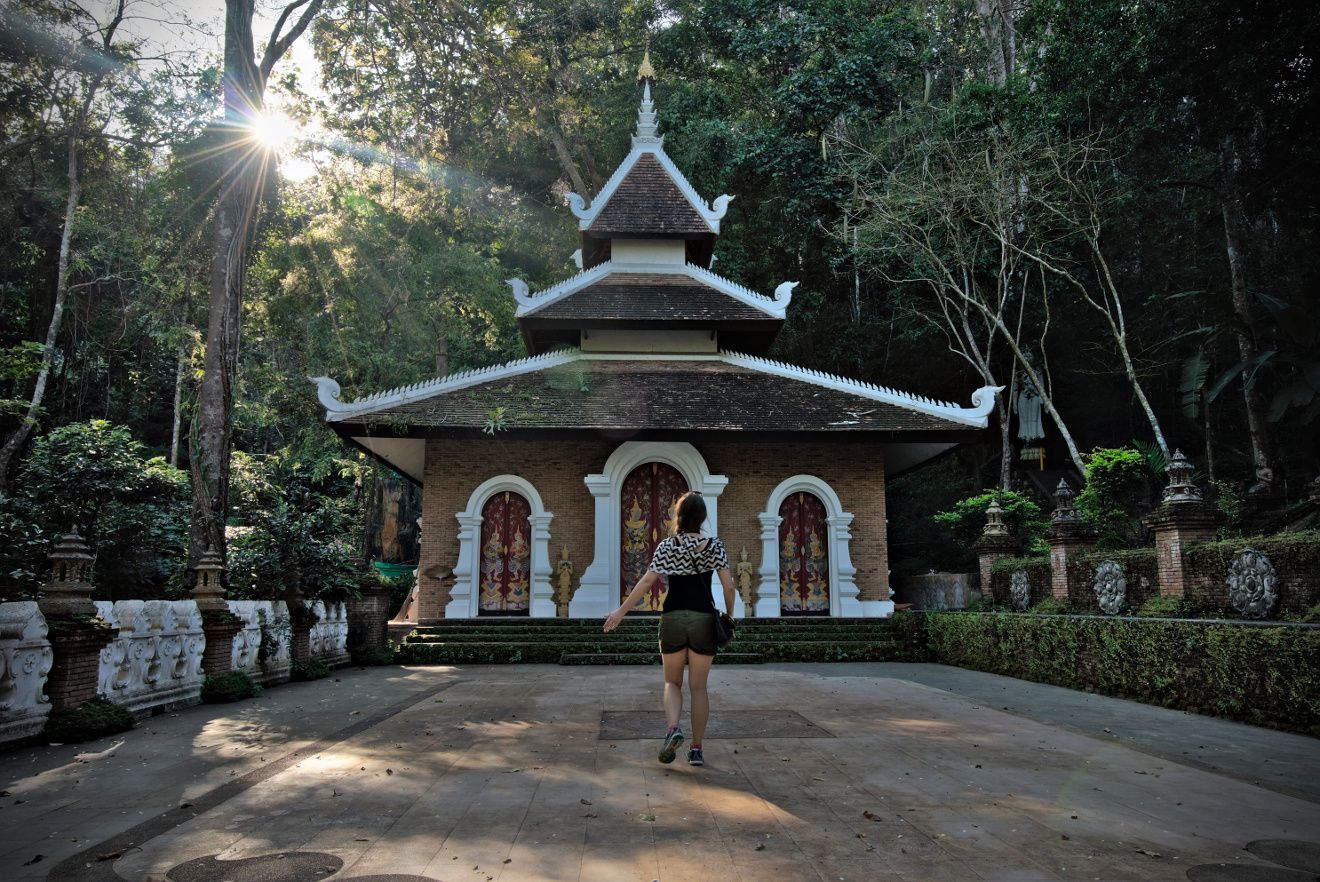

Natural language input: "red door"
[478,491,532,615]
[779,491,830,614]
[620,462,689,612]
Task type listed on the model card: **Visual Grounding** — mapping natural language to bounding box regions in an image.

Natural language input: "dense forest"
[1,0,1316,598]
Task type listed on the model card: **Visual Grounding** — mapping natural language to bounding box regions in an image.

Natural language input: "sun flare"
[249,111,299,151]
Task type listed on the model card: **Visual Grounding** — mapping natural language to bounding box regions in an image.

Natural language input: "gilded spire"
[633,46,661,144]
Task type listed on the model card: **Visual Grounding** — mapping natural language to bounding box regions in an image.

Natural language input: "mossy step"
[559,652,764,665]
[407,625,905,639]
[404,632,902,646]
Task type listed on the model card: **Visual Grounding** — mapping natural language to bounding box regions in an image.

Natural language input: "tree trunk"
[1218,134,1273,491]
[188,0,322,569]
[0,2,125,493]
[997,397,1012,490]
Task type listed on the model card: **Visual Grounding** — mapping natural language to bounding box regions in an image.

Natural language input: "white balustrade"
[0,602,54,743]
[227,600,291,684]
[92,599,204,716]
[307,601,350,667]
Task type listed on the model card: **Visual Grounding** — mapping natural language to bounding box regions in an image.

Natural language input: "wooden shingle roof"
[587,155,712,236]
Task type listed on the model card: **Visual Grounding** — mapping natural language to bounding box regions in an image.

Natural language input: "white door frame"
[447,475,555,619]
[569,441,741,617]
[754,474,867,618]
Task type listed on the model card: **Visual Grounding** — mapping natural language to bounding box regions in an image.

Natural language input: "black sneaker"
[687,747,704,766]
[658,728,684,764]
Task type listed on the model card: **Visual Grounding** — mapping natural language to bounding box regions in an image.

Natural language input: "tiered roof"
[315,54,1000,481]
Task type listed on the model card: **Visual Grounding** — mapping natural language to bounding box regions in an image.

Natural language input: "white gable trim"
[314,349,1000,428]
[565,141,732,234]
[718,352,1002,429]
[310,349,582,422]
[513,261,793,320]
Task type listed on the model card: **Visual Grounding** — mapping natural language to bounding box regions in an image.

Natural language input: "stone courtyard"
[2,663,1317,882]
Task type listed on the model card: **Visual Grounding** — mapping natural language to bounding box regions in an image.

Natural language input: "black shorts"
[658,609,718,656]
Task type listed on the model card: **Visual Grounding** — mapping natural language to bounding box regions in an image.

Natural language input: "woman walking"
[604,490,736,766]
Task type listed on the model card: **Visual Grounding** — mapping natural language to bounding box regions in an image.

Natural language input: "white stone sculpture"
[228,600,292,683]
[1227,549,1279,620]
[1093,559,1127,615]
[308,601,350,667]
[1009,570,1031,612]
[93,599,204,716]
[0,601,54,744]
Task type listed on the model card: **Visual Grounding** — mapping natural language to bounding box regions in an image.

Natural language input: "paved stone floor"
[1,663,1317,882]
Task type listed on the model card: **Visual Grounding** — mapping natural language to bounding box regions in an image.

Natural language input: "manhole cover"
[600,709,831,739]
[167,851,343,882]
[1246,841,1320,874]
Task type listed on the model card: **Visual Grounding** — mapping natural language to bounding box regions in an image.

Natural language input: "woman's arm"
[716,568,735,616]
[604,570,659,632]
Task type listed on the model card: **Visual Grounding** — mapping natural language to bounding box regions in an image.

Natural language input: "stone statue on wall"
[735,547,755,615]
[555,547,574,618]
[1093,559,1126,615]
[1227,549,1278,619]
[1009,570,1031,611]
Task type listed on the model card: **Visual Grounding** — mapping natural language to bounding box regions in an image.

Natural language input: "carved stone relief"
[1093,559,1127,615]
[1227,549,1279,619]
[1009,570,1031,611]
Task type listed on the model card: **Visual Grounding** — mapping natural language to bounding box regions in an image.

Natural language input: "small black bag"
[714,611,736,648]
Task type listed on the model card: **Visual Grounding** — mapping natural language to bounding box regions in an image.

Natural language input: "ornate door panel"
[779,491,830,614]
[478,491,532,615]
[620,462,689,612]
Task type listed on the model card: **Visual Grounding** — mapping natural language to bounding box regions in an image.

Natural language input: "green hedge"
[43,697,135,743]
[924,612,1320,735]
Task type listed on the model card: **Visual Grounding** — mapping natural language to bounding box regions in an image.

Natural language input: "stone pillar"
[288,602,317,663]
[347,584,392,654]
[754,511,782,618]
[569,473,615,618]
[39,533,114,711]
[1045,480,1095,601]
[973,499,1017,602]
[528,512,556,618]
[192,547,241,678]
[1145,449,1222,600]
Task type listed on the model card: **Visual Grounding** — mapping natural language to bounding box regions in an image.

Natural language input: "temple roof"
[587,154,712,236]
[565,80,732,238]
[313,350,998,435]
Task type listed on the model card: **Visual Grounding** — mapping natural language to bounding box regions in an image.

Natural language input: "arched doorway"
[478,490,532,615]
[779,491,830,615]
[620,462,689,612]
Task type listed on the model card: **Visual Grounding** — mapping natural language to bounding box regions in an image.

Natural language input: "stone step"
[396,639,909,665]
[406,631,901,645]
[559,652,765,665]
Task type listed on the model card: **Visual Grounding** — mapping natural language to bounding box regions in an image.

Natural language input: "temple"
[314,55,999,622]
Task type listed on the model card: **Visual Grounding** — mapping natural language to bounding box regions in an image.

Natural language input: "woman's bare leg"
[686,651,714,745]
[661,650,687,730]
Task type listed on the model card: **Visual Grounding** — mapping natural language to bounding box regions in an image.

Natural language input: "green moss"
[923,612,1320,735]
[1187,530,1320,568]
[351,644,397,666]
[201,671,262,703]
[290,659,331,681]
[989,555,1050,575]
[43,696,135,744]
[1029,597,1075,615]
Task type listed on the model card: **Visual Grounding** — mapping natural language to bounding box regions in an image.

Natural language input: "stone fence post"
[1045,480,1095,601]
[192,547,242,678]
[973,498,1017,601]
[39,533,114,711]
[347,585,393,656]
[1144,450,1222,600]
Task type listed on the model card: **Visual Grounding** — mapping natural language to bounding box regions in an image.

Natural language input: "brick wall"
[989,559,1051,608]
[1068,550,1160,613]
[418,437,892,617]
[1184,535,1320,615]
[347,586,392,652]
